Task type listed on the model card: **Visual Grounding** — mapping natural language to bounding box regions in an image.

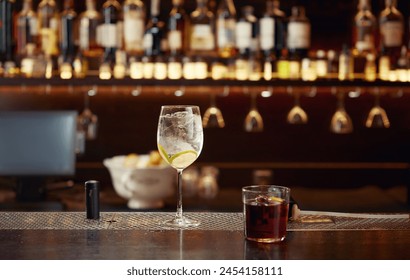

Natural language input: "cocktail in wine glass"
[157,105,204,228]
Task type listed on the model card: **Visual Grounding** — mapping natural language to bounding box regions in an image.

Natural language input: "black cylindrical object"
[85,180,100,220]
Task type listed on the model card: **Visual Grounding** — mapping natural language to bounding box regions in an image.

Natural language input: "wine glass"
[78,89,98,140]
[330,92,353,134]
[365,90,390,128]
[287,92,308,124]
[202,93,225,128]
[157,105,204,228]
[244,92,263,132]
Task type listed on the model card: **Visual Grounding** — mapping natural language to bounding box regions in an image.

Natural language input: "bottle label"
[80,18,90,50]
[190,24,215,50]
[217,18,236,48]
[117,21,123,49]
[260,17,275,51]
[124,14,144,43]
[287,22,310,49]
[236,21,252,49]
[168,30,182,50]
[356,36,374,52]
[50,18,58,30]
[381,21,403,47]
[40,28,58,55]
[143,33,154,50]
[355,23,375,51]
[98,24,117,48]
[29,17,38,36]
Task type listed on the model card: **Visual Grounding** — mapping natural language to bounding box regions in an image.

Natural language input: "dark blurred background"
[1,0,410,211]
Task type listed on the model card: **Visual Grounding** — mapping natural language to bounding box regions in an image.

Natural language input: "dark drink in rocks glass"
[243,185,290,243]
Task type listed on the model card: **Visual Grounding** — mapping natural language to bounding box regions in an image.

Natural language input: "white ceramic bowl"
[103,155,175,209]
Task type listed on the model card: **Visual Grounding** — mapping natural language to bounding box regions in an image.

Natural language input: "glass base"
[162,216,200,228]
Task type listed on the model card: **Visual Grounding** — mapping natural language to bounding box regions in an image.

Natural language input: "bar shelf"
[0,76,409,89]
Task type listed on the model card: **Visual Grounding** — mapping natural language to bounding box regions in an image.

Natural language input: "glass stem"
[176,169,184,222]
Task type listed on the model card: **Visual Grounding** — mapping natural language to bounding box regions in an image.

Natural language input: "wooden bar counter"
[0,212,409,260]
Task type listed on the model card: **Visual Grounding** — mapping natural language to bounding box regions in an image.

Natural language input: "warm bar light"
[183,61,196,80]
[45,59,53,79]
[396,69,408,82]
[289,61,301,80]
[235,58,249,80]
[364,54,376,82]
[249,59,261,81]
[73,57,87,78]
[301,58,317,81]
[263,60,272,81]
[143,60,154,79]
[99,63,112,80]
[195,61,208,79]
[277,59,290,79]
[113,63,126,79]
[20,58,34,78]
[60,63,73,80]
[316,50,327,78]
[378,56,390,81]
[154,62,167,80]
[168,61,182,80]
[388,70,397,82]
[130,60,143,79]
[4,62,19,77]
[211,62,227,80]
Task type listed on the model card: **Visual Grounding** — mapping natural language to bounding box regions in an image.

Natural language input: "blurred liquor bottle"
[16,0,39,58]
[378,44,391,81]
[287,6,310,59]
[260,0,275,56]
[59,0,77,65]
[236,6,259,56]
[260,0,275,80]
[379,0,404,68]
[396,46,408,82]
[98,0,122,65]
[243,6,259,54]
[234,6,253,80]
[144,0,168,79]
[272,0,286,59]
[352,0,376,75]
[0,0,15,65]
[17,0,50,78]
[260,0,286,58]
[0,0,15,76]
[143,0,164,57]
[235,6,260,81]
[189,0,215,57]
[38,0,59,58]
[338,44,354,81]
[364,53,376,81]
[78,0,103,58]
[167,0,189,56]
[216,0,236,58]
[326,50,339,79]
[353,0,376,55]
[123,0,145,56]
[235,7,252,57]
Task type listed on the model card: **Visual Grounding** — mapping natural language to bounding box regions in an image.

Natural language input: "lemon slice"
[170,150,198,169]
[157,144,171,164]
[268,196,284,203]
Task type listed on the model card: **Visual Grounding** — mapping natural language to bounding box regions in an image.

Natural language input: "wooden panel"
[1,86,410,190]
